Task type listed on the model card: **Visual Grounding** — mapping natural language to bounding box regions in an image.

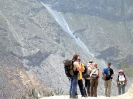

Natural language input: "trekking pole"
[82,79,88,97]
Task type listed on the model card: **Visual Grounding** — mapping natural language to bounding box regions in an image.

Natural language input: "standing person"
[90,63,100,97]
[78,59,86,97]
[103,62,114,97]
[84,60,93,96]
[116,70,127,95]
[87,60,94,69]
[69,54,83,98]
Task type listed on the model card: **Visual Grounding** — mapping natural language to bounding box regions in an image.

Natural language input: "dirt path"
[40,95,105,99]
[39,95,132,99]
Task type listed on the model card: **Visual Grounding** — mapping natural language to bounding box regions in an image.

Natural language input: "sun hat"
[119,70,124,73]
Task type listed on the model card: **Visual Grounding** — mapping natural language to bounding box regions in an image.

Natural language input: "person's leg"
[93,79,98,97]
[122,85,125,94]
[71,74,78,97]
[104,81,108,97]
[107,80,112,97]
[69,78,72,97]
[85,79,87,88]
[90,80,94,97]
[85,79,90,96]
[78,79,85,96]
[118,85,121,95]
[87,79,90,96]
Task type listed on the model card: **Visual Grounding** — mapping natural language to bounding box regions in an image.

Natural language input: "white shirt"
[119,75,125,81]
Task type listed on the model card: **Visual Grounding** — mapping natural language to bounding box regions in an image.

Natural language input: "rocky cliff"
[0,0,133,98]
[41,0,133,72]
[42,0,133,21]
[0,0,96,98]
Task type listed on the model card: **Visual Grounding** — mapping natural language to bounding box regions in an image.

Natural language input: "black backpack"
[82,65,90,79]
[63,59,75,78]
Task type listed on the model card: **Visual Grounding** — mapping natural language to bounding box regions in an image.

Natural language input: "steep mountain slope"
[41,0,133,89]
[0,0,133,98]
[63,12,133,71]
[0,12,41,99]
[41,0,133,21]
[41,0,133,76]
[0,0,99,98]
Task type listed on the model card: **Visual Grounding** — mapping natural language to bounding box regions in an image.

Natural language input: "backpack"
[63,59,75,78]
[82,65,90,79]
[106,68,111,78]
[90,68,99,79]
[102,67,107,80]
[102,67,111,80]
[102,74,106,80]
[118,74,126,85]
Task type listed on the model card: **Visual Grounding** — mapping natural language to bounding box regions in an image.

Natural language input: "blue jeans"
[78,79,86,96]
[69,73,78,97]
[85,79,90,96]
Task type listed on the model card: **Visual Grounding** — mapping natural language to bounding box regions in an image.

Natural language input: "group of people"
[69,54,128,98]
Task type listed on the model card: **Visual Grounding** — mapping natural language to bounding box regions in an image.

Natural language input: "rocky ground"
[40,83,133,99]
[40,96,133,99]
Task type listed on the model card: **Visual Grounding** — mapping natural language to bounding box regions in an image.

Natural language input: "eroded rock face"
[41,0,133,21]
[0,0,96,98]
[0,0,133,98]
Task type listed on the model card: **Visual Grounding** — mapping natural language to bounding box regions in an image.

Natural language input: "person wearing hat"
[84,60,94,96]
[116,70,127,95]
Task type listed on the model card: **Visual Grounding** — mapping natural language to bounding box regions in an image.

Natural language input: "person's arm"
[74,62,81,71]
[124,75,127,86]
[80,63,85,72]
[77,66,82,71]
[87,67,91,75]
[111,69,115,76]
[98,69,100,78]
[111,74,114,76]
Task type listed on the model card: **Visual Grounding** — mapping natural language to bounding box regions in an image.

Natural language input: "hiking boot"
[82,95,87,97]
[70,95,78,99]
